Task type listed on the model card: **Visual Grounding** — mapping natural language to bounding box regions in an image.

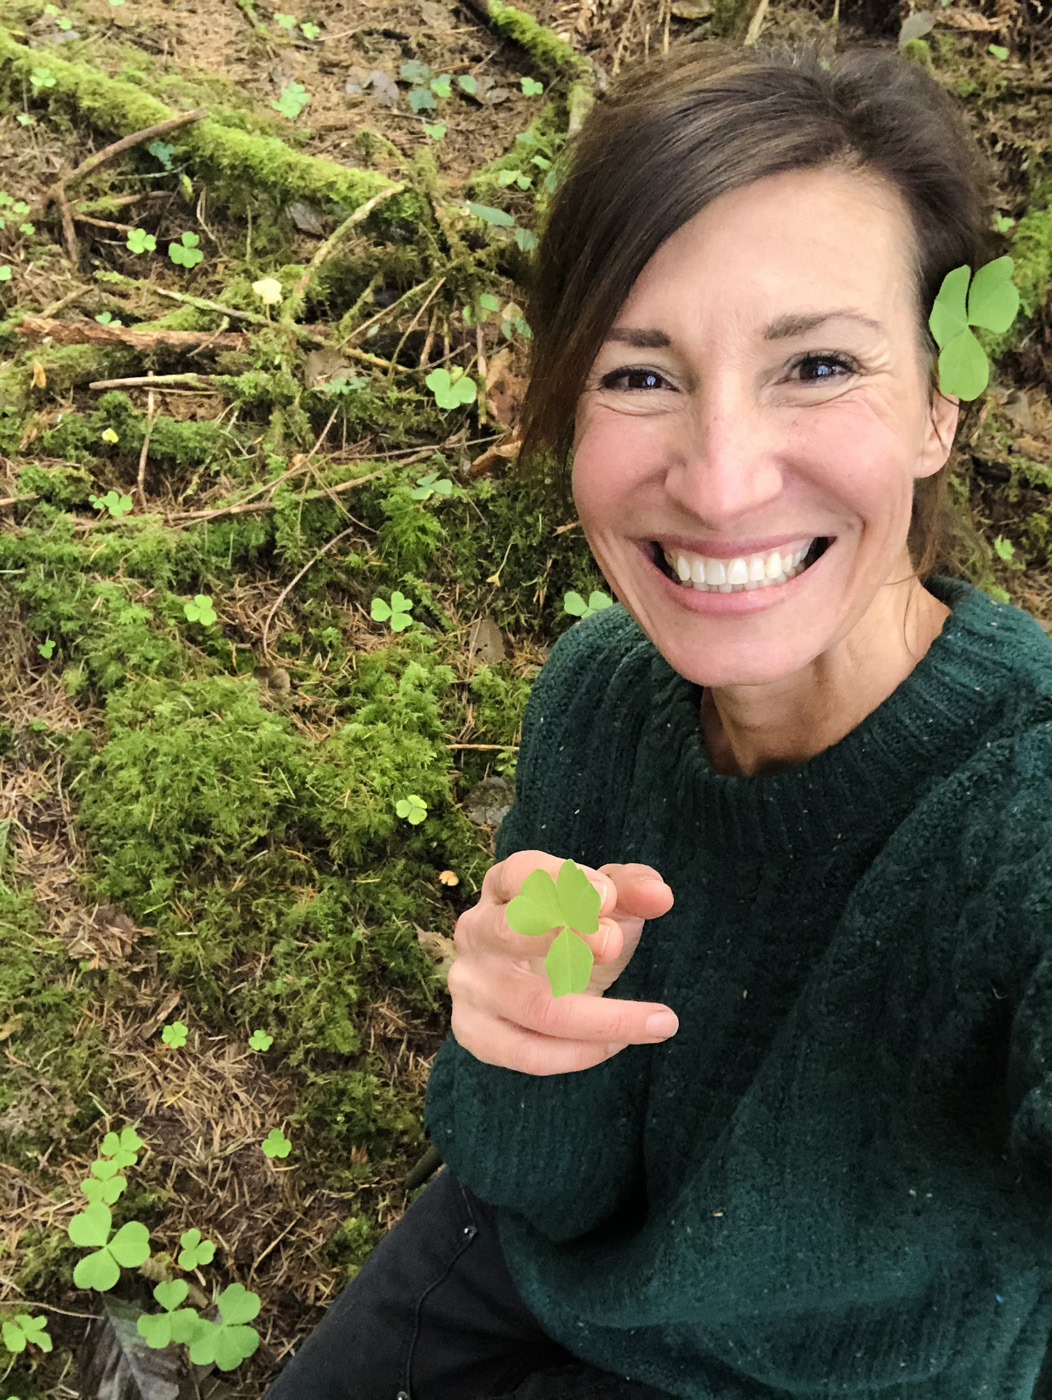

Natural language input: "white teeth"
[660,538,821,594]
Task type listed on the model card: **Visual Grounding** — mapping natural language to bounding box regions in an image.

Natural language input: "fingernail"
[645,1012,678,1039]
[607,1042,629,1055]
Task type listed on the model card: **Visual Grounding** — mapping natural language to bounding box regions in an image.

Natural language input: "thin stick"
[40,108,208,209]
[347,274,442,345]
[285,185,406,321]
[386,276,446,379]
[40,285,92,318]
[261,524,361,660]
[136,389,157,512]
[89,374,217,390]
[446,742,519,750]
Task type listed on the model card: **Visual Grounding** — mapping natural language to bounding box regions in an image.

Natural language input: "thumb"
[595,864,674,920]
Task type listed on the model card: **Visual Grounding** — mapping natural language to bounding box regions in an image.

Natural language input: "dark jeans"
[264,1165,673,1400]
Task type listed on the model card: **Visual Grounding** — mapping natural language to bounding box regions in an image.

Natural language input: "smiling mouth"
[649,537,834,588]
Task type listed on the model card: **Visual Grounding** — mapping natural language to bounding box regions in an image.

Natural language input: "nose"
[664,389,785,528]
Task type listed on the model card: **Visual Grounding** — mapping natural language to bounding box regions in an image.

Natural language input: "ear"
[915,388,960,480]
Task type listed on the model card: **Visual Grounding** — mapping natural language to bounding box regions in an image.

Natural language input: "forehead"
[621,166,914,325]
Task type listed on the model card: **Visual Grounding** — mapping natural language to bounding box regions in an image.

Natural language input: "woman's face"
[572,166,960,691]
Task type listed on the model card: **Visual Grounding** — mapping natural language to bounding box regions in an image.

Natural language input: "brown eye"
[599,367,671,391]
[793,353,856,383]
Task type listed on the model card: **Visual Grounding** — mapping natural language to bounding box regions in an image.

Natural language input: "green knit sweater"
[424,574,1052,1399]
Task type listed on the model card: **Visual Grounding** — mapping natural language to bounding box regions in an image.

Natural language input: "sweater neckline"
[649,576,1041,862]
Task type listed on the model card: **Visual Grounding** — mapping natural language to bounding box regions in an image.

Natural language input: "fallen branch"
[88,374,218,391]
[34,107,209,264]
[18,316,248,353]
[136,388,158,513]
[0,29,404,216]
[284,184,407,323]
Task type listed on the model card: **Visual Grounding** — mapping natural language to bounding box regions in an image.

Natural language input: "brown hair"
[517,37,1000,583]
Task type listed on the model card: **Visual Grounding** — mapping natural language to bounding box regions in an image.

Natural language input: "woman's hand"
[447,850,678,1076]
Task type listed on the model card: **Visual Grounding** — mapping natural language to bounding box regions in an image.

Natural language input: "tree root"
[0,27,410,217]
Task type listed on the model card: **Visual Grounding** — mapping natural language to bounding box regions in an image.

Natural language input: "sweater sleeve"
[423,612,652,1244]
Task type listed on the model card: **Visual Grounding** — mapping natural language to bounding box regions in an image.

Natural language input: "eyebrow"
[604,310,885,349]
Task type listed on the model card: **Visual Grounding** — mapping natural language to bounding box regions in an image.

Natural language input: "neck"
[700,579,951,778]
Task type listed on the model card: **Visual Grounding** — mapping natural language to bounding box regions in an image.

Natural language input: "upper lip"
[652,535,827,560]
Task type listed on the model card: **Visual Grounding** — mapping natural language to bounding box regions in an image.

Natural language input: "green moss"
[0,27,408,215]
[486,0,592,80]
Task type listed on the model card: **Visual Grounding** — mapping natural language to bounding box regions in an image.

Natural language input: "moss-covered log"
[0,27,411,218]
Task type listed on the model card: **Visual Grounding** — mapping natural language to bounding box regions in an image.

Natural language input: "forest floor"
[0,0,1049,1394]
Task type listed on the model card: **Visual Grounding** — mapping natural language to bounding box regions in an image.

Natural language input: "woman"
[266,34,1052,1400]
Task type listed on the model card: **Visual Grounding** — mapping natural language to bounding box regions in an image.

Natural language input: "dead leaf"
[469,432,522,479]
[671,0,713,16]
[138,989,182,1042]
[0,1014,23,1042]
[462,775,514,828]
[485,347,526,428]
[304,346,356,388]
[286,201,327,236]
[1003,391,1036,433]
[31,358,47,389]
[416,925,457,981]
[467,615,507,664]
[345,67,400,108]
[899,11,934,43]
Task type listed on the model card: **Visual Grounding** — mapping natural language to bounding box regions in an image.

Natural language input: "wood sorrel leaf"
[506,867,565,936]
[966,254,1019,332]
[545,925,595,997]
[937,328,989,400]
[928,264,970,348]
[555,859,601,935]
[109,1220,151,1268]
[69,1201,112,1247]
[74,1248,120,1291]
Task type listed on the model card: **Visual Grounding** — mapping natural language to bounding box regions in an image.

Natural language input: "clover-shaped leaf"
[101,427,119,444]
[187,1283,261,1370]
[273,80,311,118]
[38,638,55,659]
[400,60,431,85]
[2,1314,52,1354]
[178,1226,216,1270]
[126,228,156,255]
[100,1126,143,1167]
[90,491,134,519]
[248,1028,273,1051]
[262,1128,291,1158]
[457,73,478,94]
[409,471,453,500]
[563,589,613,620]
[425,367,477,411]
[409,87,437,113]
[138,1278,201,1349]
[169,231,204,268]
[928,257,1020,401]
[301,20,321,38]
[370,591,414,632]
[520,76,544,95]
[422,121,446,141]
[183,594,217,625]
[69,1202,151,1292]
[161,1020,188,1047]
[395,794,428,825]
[81,1173,125,1206]
[505,860,601,998]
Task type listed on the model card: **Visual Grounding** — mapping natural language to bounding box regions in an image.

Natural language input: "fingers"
[449,955,678,1048]
[450,992,676,1075]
